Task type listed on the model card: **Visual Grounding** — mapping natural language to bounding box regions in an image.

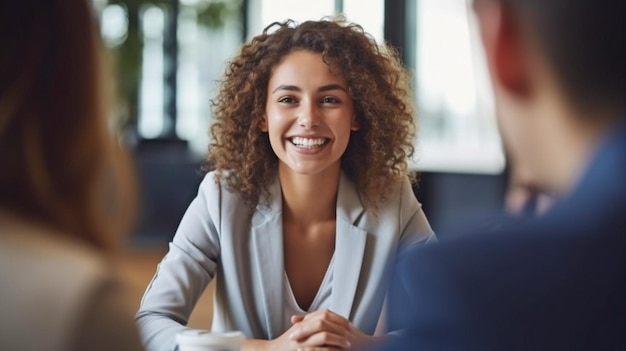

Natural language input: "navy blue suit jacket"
[381,122,626,351]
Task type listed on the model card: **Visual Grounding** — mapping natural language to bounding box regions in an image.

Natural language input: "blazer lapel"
[332,173,367,319]
[251,178,284,338]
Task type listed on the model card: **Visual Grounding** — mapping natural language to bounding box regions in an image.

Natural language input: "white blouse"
[283,255,335,323]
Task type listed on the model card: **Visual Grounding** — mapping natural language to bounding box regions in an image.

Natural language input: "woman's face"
[263,50,358,177]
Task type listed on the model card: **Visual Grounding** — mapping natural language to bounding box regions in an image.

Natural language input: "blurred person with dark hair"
[0,1,142,350]
[380,0,626,350]
[136,17,435,351]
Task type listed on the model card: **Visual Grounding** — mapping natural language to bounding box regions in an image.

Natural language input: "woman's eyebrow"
[317,84,347,93]
[272,85,301,94]
[271,84,348,94]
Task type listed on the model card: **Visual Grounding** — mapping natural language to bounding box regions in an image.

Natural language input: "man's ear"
[474,0,530,97]
[260,114,268,132]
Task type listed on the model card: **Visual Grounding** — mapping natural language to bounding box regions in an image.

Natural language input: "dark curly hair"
[206,17,417,208]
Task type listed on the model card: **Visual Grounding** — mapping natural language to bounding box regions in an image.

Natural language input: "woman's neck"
[278,163,340,226]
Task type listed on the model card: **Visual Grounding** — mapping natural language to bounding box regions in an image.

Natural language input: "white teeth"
[291,137,327,148]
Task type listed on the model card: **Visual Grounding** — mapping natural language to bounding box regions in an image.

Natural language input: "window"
[413,0,504,174]
[177,0,243,154]
[343,0,384,43]
[247,0,383,40]
[99,0,244,155]
[139,4,166,139]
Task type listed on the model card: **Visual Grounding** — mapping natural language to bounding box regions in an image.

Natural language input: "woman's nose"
[297,102,320,129]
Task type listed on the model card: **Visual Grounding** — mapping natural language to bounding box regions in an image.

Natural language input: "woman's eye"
[278,96,296,103]
[321,96,340,104]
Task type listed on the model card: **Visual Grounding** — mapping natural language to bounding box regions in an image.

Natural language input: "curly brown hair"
[206,17,417,208]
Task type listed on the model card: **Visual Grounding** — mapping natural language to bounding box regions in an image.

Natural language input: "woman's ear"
[260,114,268,132]
[351,115,360,131]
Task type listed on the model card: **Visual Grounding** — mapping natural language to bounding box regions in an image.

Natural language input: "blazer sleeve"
[397,179,436,254]
[384,179,436,335]
[136,175,223,351]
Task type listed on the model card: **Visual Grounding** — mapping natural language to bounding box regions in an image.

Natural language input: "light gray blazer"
[136,171,435,351]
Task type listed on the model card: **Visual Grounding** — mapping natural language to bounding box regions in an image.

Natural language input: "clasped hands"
[262,309,380,351]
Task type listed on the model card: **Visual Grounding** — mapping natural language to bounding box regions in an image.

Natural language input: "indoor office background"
[96,0,508,245]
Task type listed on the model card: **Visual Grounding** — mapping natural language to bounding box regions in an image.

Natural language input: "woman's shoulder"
[196,170,259,217]
[0,210,107,271]
[0,213,113,288]
[0,212,120,350]
[340,174,420,215]
[199,170,245,201]
[376,176,421,211]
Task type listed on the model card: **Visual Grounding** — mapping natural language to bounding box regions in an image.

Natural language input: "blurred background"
[90,0,508,328]
[94,0,507,243]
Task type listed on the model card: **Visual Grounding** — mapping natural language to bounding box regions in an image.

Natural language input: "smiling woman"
[136,17,436,351]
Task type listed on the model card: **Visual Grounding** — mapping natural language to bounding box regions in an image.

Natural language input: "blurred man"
[380,0,626,349]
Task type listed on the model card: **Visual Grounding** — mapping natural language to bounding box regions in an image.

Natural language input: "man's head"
[472,0,625,194]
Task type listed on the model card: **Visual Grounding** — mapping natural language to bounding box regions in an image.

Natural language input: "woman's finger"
[290,317,350,342]
[297,330,352,349]
[291,314,305,324]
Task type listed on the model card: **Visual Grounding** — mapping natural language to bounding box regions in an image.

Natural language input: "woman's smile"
[289,136,329,149]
